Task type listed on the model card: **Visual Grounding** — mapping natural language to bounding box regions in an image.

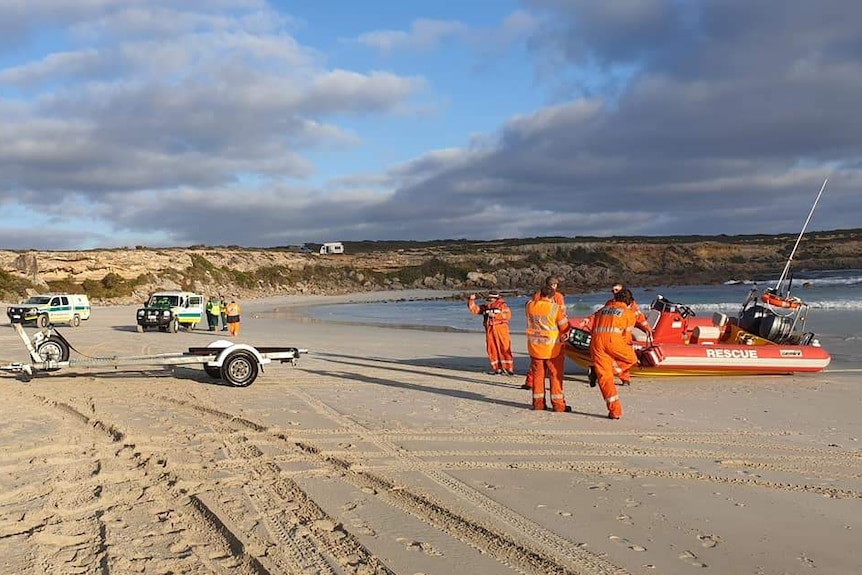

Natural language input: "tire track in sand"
[29,394,275,575]
[154,391,626,575]
[283,387,630,575]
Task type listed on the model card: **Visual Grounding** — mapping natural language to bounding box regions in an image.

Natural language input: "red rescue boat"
[566,178,832,377]
[565,291,831,376]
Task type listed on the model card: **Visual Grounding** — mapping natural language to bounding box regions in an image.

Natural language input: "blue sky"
[1,0,861,250]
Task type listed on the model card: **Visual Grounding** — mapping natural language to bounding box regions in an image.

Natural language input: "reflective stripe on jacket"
[591,301,635,340]
[468,298,512,329]
[525,298,569,359]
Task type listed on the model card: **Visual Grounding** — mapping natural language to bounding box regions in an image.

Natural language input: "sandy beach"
[1,292,860,575]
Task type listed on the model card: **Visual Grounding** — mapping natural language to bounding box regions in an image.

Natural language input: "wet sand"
[1,292,860,575]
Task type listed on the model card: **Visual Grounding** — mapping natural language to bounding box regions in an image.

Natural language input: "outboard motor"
[757,312,794,343]
[738,303,771,335]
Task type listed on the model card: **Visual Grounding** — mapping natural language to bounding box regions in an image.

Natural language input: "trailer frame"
[1,323,306,387]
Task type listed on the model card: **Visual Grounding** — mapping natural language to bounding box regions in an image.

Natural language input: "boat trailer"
[1,323,307,387]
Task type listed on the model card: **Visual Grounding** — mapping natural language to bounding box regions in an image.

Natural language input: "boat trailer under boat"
[565,291,831,377]
[0,323,307,387]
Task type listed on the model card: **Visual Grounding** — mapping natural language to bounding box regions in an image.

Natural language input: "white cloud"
[354,18,469,52]
[0,2,424,212]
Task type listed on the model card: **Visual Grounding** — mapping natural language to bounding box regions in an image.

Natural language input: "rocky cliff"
[2,230,861,304]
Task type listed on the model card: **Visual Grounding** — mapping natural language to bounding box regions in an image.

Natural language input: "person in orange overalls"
[589,288,638,419]
[582,283,652,387]
[468,291,514,375]
[525,285,571,412]
[522,276,565,390]
[225,299,241,337]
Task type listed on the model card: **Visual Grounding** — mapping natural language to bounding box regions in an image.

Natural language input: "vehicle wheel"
[220,351,258,387]
[71,314,81,328]
[169,318,179,333]
[137,324,144,333]
[37,314,50,328]
[36,336,70,366]
[204,365,221,379]
[188,322,197,331]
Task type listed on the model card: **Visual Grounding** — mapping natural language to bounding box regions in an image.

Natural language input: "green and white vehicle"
[7,294,91,327]
[136,291,204,333]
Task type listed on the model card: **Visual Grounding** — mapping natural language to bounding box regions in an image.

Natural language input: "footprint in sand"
[678,550,707,568]
[396,537,444,557]
[624,497,641,508]
[797,553,815,567]
[589,482,611,491]
[616,513,633,525]
[609,535,647,552]
[697,534,720,548]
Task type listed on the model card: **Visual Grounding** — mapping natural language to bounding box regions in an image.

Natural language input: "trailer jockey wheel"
[36,336,71,368]
[221,350,258,387]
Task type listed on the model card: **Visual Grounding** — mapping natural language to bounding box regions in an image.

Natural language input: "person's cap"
[487,291,500,299]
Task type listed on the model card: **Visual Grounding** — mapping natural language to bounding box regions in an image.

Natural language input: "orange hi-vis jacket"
[525,298,569,359]
[591,301,636,342]
[582,298,649,333]
[468,298,512,329]
[226,302,241,319]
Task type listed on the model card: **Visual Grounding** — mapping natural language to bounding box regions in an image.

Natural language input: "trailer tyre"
[38,314,50,328]
[169,318,179,333]
[36,336,70,366]
[204,365,221,379]
[221,351,258,387]
[71,314,81,328]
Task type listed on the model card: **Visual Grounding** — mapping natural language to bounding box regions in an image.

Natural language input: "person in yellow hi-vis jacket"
[525,284,571,412]
[225,299,241,337]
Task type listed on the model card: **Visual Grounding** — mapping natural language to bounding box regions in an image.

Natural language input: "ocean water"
[305,269,862,333]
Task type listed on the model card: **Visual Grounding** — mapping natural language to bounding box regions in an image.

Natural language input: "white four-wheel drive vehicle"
[136,291,204,333]
[6,294,91,327]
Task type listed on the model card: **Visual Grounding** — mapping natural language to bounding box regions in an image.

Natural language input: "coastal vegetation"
[1,229,860,303]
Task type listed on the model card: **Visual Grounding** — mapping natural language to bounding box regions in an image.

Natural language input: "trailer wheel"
[36,336,70,366]
[221,351,258,387]
[169,318,179,333]
[38,314,50,328]
[71,314,81,328]
[204,365,221,379]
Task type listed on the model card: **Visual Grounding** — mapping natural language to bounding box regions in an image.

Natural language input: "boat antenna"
[774,178,828,292]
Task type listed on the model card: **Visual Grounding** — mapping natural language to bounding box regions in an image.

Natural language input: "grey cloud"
[525,0,682,67]
[352,0,862,239]
[0,226,108,252]
[3,1,862,250]
[0,3,422,212]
